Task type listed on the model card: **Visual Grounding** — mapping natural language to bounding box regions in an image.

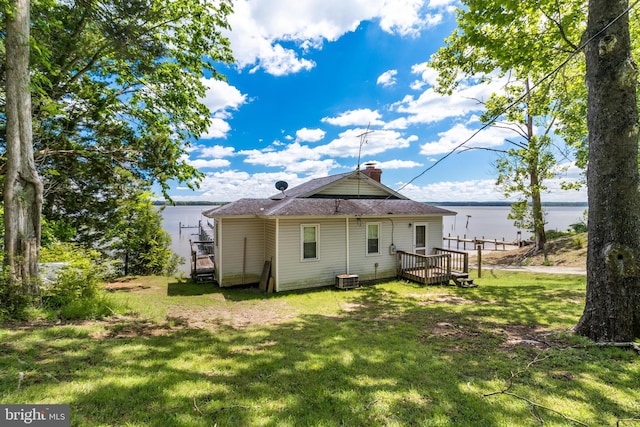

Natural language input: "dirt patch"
[471,233,587,268]
[419,295,476,305]
[430,322,468,337]
[495,325,552,349]
[103,279,158,293]
[104,284,151,292]
[166,300,299,330]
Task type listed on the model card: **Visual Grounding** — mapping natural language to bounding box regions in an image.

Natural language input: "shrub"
[41,246,120,319]
[0,270,33,322]
[572,234,586,249]
[545,229,572,239]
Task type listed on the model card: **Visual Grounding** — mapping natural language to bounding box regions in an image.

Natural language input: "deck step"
[454,277,477,288]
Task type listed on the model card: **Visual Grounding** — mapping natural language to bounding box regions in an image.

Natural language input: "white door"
[414,223,428,255]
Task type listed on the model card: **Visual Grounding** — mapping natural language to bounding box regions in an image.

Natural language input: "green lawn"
[1,271,638,426]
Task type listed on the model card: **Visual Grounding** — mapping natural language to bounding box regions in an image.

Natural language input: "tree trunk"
[529,168,546,252]
[574,0,640,341]
[525,92,546,253]
[4,0,44,297]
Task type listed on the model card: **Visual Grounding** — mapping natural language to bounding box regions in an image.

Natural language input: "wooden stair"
[451,272,477,288]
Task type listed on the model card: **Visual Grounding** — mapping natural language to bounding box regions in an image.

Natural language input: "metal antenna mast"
[356,123,374,171]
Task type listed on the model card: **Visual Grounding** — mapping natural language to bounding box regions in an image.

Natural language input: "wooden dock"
[442,234,520,251]
[190,240,215,282]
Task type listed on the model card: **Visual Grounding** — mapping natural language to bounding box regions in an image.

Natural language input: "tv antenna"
[356,123,374,171]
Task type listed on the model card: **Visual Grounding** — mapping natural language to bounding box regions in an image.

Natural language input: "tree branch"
[542,6,579,51]
[483,353,590,427]
[459,146,509,154]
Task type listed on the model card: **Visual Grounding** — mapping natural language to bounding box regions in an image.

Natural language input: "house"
[203,164,457,292]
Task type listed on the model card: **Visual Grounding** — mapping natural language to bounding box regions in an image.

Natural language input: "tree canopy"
[1,0,234,242]
[429,0,587,250]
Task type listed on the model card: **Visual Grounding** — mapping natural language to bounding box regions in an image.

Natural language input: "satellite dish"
[275,181,288,192]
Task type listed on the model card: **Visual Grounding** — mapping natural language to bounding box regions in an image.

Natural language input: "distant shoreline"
[430,201,588,207]
[154,200,588,207]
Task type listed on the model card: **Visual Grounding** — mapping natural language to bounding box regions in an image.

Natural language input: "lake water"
[441,205,587,242]
[160,205,215,273]
[160,204,588,273]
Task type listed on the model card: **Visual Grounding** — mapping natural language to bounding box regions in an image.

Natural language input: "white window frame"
[301,224,319,261]
[366,222,381,256]
[414,223,428,255]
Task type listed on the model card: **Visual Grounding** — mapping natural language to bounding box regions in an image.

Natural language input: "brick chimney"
[361,163,382,183]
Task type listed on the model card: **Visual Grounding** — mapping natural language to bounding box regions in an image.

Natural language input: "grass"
[1,271,639,426]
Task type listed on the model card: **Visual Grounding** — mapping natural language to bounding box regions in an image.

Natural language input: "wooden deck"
[397,248,476,287]
[190,240,215,282]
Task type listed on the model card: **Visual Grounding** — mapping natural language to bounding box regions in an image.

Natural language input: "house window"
[367,223,380,255]
[301,224,319,261]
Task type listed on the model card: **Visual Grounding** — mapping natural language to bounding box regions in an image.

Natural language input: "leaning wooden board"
[259,260,271,291]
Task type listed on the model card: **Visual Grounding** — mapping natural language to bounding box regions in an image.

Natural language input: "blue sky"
[167,0,587,203]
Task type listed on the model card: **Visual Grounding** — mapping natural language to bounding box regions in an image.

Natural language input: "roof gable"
[270,170,406,200]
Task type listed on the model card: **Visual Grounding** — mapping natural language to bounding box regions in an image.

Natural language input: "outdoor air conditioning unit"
[336,274,359,289]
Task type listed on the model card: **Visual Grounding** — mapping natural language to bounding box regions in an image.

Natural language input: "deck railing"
[396,251,451,285]
[433,247,468,273]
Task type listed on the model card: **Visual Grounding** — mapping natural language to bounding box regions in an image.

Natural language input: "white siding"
[390,217,443,254]
[347,219,396,281]
[315,176,389,197]
[277,218,347,292]
[274,215,444,291]
[213,214,444,291]
[348,216,444,282]
[217,218,266,287]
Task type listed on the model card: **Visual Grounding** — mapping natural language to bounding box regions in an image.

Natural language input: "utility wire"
[394,0,640,194]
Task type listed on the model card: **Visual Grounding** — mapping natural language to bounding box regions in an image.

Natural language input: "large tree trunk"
[4,0,44,296]
[574,0,640,341]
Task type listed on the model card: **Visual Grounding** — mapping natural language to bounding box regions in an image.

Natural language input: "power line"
[394,0,640,194]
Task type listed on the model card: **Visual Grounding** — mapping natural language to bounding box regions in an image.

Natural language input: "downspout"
[346,217,350,274]
[275,217,280,292]
[218,219,223,286]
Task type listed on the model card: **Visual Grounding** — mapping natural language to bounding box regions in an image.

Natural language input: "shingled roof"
[203,170,454,218]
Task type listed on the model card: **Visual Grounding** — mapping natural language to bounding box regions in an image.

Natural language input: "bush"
[572,234,586,249]
[0,271,33,322]
[41,246,120,319]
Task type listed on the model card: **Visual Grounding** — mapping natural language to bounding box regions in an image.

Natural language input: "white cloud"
[377,69,398,87]
[199,145,236,158]
[397,179,503,202]
[370,159,424,169]
[419,123,512,156]
[227,0,451,76]
[284,159,338,175]
[189,159,231,169]
[378,1,443,36]
[296,127,326,142]
[409,62,439,90]
[186,145,236,170]
[392,75,509,125]
[201,78,247,113]
[322,108,385,127]
[241,141,321,170]
[317,128,418,158]
[428,0,458,9]
[238,127,416,174]
[199,78,248,139]
[202,118,232,139]
[195,170,304,201]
